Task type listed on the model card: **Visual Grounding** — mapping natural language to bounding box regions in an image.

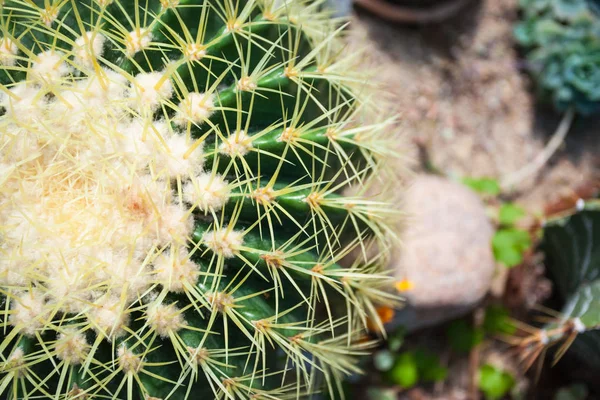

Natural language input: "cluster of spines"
[0,1,400,399]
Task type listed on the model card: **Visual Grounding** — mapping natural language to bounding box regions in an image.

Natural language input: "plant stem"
[500,108,575,192]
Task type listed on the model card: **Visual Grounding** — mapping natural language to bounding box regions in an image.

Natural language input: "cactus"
[514,0,600,115]
[0,1,399,399]
[519,202,600,370]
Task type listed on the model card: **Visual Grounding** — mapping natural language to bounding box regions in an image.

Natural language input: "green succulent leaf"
[553,0,590,19]
[535,19,567,44]
[514,21,539,46]
[515,0,600,114]
[563,53,600,99]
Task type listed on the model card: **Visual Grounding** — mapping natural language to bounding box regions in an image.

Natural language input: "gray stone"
[391,174,496,331]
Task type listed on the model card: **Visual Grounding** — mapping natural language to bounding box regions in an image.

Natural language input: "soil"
[346,0,600,399]
[349,0,600,214]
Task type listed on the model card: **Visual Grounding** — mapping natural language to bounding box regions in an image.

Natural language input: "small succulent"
[0,1,400,399]
[515,0,600,114]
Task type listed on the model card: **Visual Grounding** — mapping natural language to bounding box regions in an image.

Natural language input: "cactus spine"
[0,1,398,398]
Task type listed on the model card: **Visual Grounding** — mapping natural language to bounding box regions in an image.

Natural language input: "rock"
[391,174,496,331]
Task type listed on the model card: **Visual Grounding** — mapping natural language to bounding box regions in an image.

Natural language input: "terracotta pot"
[354,0,475,23]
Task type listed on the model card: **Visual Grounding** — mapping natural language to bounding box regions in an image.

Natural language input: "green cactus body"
[0,1,399,399]
[532,202,600,369]
[515,0,600,114]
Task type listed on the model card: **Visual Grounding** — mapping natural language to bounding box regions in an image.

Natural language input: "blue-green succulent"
[515,0,600,114]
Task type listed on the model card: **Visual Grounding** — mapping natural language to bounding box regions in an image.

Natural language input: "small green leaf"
[494,246,524,267]
[483,305,517,335]
[462,177,501,196]
[498,203,526,226]
[387,352,418,388]
[478,364,515,400]
[492,228,532,267]
[447,320,484,353]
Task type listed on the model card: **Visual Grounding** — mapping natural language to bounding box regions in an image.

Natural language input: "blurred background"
[332,0,600,399]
